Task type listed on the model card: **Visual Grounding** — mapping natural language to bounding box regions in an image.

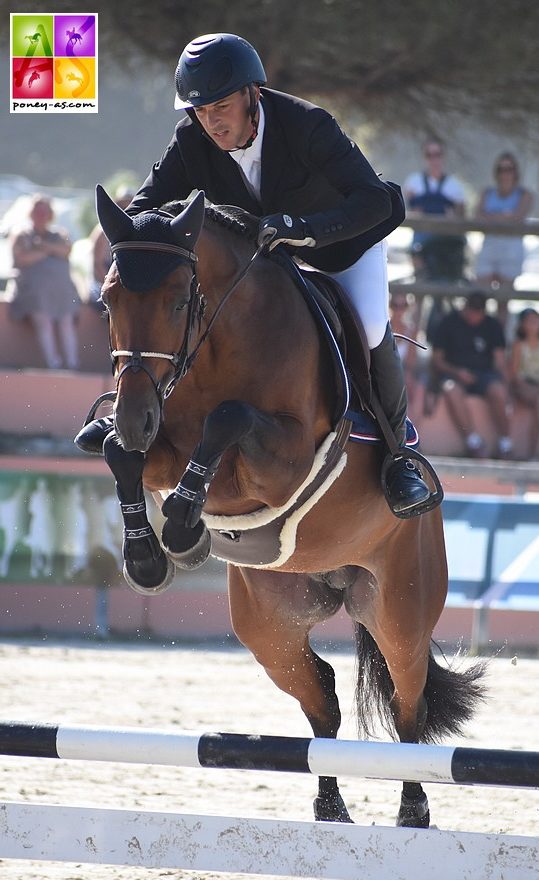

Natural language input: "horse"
[66,28,83,45]
[88,184,485,828]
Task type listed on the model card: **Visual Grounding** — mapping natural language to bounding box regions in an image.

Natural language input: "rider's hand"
[257,214,316,250]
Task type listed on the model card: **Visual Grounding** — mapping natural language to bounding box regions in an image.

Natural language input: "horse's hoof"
[123,555,175,596]
[162,520,211,570]
[313,793,353,823]
[396,793,430,828]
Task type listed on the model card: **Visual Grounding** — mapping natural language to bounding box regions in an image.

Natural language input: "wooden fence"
[390,214,539,302]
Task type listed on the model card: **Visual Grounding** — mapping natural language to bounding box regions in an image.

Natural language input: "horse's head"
[96,185,205,452]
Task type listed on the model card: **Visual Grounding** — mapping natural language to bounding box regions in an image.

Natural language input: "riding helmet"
[174,33,266,109]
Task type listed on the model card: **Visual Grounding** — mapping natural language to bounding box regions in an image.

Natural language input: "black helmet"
[174,33,266,109]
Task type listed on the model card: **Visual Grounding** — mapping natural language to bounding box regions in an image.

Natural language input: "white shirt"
[403,171,465,204]
[229,102,265,202]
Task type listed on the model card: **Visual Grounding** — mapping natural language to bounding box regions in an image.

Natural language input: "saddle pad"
[347,408,419,447]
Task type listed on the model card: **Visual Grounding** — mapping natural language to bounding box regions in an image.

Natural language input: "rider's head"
[174,33,266,151]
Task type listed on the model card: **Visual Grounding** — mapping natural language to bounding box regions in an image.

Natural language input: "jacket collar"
[259,90,289,210]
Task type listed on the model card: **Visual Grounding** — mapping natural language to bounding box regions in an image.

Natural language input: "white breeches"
[327,240,389,349]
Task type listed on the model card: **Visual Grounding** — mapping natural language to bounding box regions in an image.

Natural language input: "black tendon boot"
[370,324,430,515]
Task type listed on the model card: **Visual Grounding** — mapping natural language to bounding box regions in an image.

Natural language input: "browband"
[111,240,197,262]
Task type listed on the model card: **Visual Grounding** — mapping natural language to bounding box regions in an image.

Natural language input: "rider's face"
[193,87,259,151]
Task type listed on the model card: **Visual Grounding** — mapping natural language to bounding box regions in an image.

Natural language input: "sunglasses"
[496,165,516,173]
[391,302,407,310]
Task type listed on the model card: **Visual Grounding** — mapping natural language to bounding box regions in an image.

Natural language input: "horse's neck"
[196,226,249,296]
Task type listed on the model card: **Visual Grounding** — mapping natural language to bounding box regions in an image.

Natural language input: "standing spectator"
[389,292,419,411]
[88,186,134,309]
[403,138,467,283]
[431,291,513,459]
[8,194,80,369]
[509,307,539,459]
[475,152,533,290]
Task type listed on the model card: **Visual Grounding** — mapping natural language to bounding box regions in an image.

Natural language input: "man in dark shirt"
[432,291,513,457]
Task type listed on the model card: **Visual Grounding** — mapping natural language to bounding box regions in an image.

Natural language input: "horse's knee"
[103,431,145,476]
[202,400,255,453]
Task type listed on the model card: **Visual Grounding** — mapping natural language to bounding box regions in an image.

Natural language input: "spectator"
[475,152,533,290]
[431,291,513,459]
[88,186,135,309]
[509,307,539,459]
[389,293,419,411]
[403,138,467,283]
[8,194,80,369]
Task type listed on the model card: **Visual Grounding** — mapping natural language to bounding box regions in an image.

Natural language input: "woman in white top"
[475,152,533,288]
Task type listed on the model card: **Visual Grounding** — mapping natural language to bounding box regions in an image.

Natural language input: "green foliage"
[76,170,139,236]
[2,0,538,138]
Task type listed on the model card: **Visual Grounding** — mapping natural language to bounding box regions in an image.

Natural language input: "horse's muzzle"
[114,403,159,453]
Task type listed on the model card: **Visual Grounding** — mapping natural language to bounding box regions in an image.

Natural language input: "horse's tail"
[353,622,487,743]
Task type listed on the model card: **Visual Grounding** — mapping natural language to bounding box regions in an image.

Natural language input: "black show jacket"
[129,88,404,273]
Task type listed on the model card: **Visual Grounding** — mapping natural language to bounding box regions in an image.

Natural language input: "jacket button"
[330,224,337,232]
[337,223,343,230]
[323,227,330,234]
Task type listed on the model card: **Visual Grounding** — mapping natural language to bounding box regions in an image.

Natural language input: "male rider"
[83,33,432,515]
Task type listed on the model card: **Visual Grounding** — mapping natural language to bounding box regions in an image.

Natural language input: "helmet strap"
[233,84,259,151]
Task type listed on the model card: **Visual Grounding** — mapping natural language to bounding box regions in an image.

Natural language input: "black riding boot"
[74,416,115,455]
[370,324,430,514]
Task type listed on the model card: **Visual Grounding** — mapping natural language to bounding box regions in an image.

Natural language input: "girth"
[203,417,352,568]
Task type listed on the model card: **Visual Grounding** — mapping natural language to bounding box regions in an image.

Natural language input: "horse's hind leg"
[370,627,432,827]
[345,556,444,829]
[228,565,352,823]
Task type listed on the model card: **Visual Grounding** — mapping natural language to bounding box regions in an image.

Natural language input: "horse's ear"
[95,184,133,244]
[170,190,205,247]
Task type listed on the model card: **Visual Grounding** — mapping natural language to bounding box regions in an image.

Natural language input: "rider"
[82,33,432,515]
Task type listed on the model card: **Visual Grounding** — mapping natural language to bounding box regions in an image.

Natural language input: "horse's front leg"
[103,431,174,595]
[161,400,309,569]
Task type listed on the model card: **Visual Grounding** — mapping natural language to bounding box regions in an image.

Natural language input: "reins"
[181,240,267,373]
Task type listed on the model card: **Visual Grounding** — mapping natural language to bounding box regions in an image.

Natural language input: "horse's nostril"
[143,411,154,438]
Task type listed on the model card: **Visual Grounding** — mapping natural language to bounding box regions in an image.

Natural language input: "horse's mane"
[161,198,259,243]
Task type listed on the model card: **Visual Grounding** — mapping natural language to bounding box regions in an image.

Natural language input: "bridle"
[108,237,201,413]
[106,227,267,418]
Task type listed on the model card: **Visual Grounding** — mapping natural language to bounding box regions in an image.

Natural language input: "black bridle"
[106,233,267,417]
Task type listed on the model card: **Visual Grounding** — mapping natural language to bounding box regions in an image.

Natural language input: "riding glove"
[258,214,316,250]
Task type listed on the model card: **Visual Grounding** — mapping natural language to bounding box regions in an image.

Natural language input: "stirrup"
[381,448,444,519]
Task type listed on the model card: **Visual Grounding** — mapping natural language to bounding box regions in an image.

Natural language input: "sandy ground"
[0,639,537,879]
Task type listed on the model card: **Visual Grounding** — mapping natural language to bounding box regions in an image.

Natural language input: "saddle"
[206,203,371,423]
[268,249,372,424]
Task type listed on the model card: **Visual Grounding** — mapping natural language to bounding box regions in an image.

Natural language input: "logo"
[10,13,98,113]
[283,214,293,227]
[187,89,201,98]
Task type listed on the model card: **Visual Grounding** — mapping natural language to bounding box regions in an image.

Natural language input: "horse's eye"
[174,301,188,312]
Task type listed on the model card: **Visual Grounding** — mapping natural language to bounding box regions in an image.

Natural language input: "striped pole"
[1,721,538,789]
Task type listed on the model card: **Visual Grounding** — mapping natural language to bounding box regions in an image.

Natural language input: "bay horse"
[89,185,485,828]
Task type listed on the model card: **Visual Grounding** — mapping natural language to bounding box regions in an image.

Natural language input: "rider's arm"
[297,108,395,247]
[126,132,191,216]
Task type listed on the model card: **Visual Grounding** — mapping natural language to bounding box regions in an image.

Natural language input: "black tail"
[354,622,487,743]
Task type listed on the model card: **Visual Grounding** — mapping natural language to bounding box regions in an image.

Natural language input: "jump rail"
[1,721,538,788]
[1,720,538,878]
[1,801,537,879]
